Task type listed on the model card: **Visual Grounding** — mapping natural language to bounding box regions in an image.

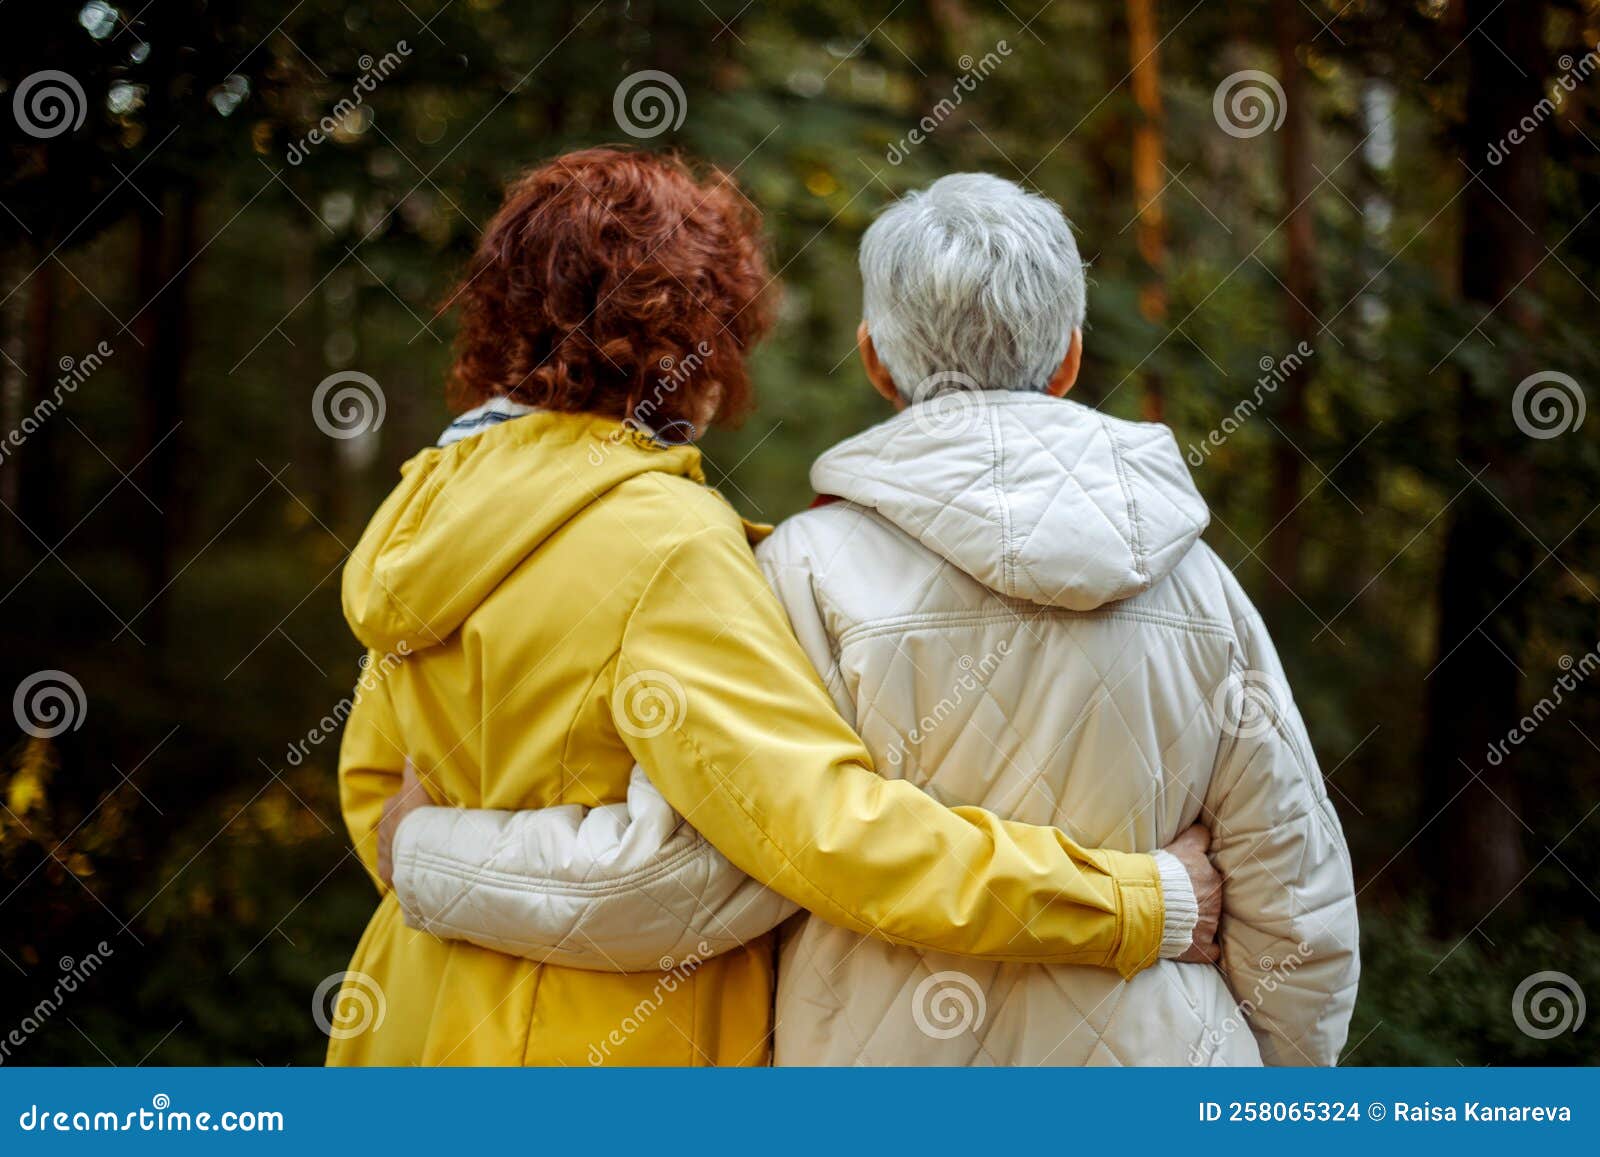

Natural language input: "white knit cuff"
[1153,849,1199,959]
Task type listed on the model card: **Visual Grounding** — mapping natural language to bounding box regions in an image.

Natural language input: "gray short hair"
[859,173,1086,398]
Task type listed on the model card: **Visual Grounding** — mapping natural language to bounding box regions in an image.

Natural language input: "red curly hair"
[445,148,775,437]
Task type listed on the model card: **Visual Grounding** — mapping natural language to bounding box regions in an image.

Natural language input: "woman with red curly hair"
[329,148,1178,1065]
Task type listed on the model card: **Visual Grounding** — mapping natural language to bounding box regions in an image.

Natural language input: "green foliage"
[1348,904,1600,1066]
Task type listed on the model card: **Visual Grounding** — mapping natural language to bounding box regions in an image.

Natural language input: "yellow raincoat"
[328,410,1166,1066]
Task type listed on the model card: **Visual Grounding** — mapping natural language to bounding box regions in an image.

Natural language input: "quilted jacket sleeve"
[388,766,798,971]
[1207,584,1360,1065]
[615,522,1167,975]
[753,529,856,723]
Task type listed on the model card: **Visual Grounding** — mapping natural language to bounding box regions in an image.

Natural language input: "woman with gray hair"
[377,171,1358,1066]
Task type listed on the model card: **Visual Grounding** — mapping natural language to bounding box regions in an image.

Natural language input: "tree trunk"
[132,186,201,646]
[18,243,62,543]
[0,249,27,563]
[1419,0,1542,934]
[1126,0,1167,421]
[1268,0,1318,597]
[283,221,335,523]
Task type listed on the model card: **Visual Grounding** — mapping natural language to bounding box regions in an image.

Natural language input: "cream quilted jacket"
[392,393,1360,1066]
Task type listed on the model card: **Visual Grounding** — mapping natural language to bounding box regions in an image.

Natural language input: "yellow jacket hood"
[342,412,706,656]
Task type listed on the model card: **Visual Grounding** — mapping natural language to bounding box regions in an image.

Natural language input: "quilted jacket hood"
[810,392,1210,611]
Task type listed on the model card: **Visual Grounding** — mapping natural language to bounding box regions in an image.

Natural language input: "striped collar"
[437,397,698,449]
[436,397,538,447]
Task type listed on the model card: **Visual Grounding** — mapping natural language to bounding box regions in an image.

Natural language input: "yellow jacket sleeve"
[337,651,407,892]
[614,524,1165,976]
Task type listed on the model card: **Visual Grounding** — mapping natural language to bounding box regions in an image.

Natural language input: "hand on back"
[1163,824,1222,964]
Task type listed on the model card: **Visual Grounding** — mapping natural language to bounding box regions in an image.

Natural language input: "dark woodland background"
[2,0,1598,1064]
